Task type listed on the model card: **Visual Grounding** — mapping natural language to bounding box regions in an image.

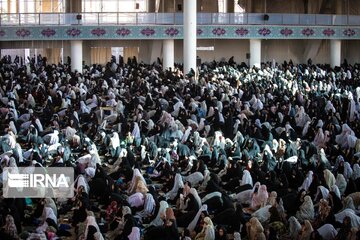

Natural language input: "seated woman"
[312,199,336,229]
[165,172,184,202]
[144,208,179,240]
[267,206,286,237]
[246,217,266,240]
[0,215,18,240]
[233,182,260,206]
[215,226,228,240]
[250,185,269,211]
[195,217,215,240]
[106,201,119,222]
[83,211,104,240]
[163,208,180,240]
[212,204,249,234]
[36,206,58,234]
[187,205,209,236]
[72,186,90,227]
[201,191,223,215]
[113,207,136,240]
[176,183,201,228]
[127,169,148,194]
[296,195,315,223]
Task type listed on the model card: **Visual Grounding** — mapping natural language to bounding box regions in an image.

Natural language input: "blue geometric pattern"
[0,25,359,41]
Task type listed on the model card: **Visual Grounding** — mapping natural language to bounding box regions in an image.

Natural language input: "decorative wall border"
[0,25,359,41]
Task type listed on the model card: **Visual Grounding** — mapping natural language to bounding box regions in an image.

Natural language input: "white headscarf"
[74,175,89,194]
[299,170,313,192]
[84,214,103,240]
[289,216,302,239]
[44,198,57,217]
[128,169,146,194]
[49,130,59,145]
[343,161,353,180]
[182,126,192,144]
[295,106,308,128]
[241,170,253,187]
[313,128,326,148]
[85,167,96,179]
[132,122,141,139]
[65,126,77,140]
[36,206,57,233]
[342,196,359,214]
[190,188,202,209]
[331,185,341,199]
[325,100,336,114]
[335,174,347,196]
[9,121,17,135]
[187,204,208,232]
[128,227,140,240]
[172,101,184,117]
[166,173,184,200]
[296,196,314,222]
[110,132,120,150]
[128,192,144,208]
[185,172,204,187]
[80,101,90,114]
[202,217,215,240]
[324,169,336,189]
[317,224,338,240]
[353,164,360,180]
[251,185,268,209]
[315,186,329,201]
[43,207,57,224]
[142,193,155,216]
[336,124,355,148]
[150,201,168,227]
[248,217,265,240]
[252,205,272,223]
[233,119,241,135]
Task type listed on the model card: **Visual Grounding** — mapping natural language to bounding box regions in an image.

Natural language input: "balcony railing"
[0,12,359,26]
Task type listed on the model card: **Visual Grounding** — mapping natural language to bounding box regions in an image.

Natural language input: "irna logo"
[7,173,69,188]
[3,167,74,198]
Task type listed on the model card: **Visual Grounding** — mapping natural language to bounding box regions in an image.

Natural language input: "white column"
[71,40,83,72]
[183,0,197,75]
[250,39,261,68]
[330,39,341,68]
[24,49,30,63]
[223,0,228,13]
[163,39,174,70]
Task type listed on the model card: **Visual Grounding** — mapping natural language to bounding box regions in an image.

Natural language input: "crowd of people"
[0,53,359,240]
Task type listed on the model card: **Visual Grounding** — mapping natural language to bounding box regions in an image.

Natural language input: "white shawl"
[150,201,168,227]
[166,173,184,200]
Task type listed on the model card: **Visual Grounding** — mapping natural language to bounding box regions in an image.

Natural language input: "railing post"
[98,12,100,25]
[39,13,41,25]
[19,13,21,25]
